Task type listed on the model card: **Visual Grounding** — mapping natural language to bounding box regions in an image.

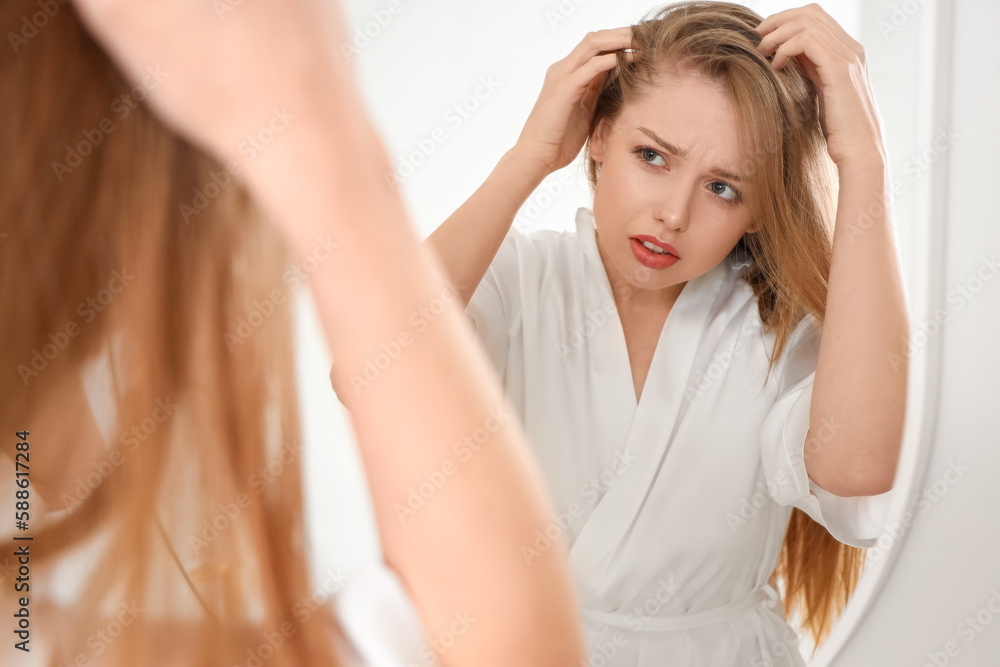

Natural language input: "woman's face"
[588,66,758,297]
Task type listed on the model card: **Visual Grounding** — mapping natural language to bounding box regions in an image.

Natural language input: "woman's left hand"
[755,3,886,170]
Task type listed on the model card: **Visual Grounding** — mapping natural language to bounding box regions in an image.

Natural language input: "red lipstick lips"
[630,234,680,270]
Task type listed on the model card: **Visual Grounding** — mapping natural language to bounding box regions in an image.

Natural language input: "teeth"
[641,240,669,255]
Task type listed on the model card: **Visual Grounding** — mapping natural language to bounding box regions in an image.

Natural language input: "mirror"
[298,0,941,663]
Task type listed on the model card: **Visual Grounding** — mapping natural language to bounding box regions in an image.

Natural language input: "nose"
[653,180,692,233]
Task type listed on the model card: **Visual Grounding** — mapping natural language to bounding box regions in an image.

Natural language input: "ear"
[744,219,760,234]
[589,117,610,162]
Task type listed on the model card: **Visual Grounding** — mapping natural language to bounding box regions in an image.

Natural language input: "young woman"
[426,2,908,664]
[0,0,585,665]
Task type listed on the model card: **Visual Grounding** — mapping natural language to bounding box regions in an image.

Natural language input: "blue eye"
[632,145,742,204]
[640,147,666,167]
[709,181,739,202]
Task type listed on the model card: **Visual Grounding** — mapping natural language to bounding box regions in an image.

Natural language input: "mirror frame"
[810,0,952,663]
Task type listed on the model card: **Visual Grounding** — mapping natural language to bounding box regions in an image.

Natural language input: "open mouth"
[639,240,672,255]
[629,238,680,269]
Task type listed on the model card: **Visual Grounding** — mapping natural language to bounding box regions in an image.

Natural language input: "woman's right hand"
[513,28,635,176]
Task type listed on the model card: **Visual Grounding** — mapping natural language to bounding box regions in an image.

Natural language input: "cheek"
[694,206,750,248]
[597,163,654,214]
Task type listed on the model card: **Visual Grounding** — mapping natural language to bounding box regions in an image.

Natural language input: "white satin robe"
[463,206,895,666]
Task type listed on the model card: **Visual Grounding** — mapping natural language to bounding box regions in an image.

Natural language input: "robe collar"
[569,207,751,592]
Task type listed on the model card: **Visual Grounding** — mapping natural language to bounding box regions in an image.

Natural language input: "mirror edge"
[807,0,954,663]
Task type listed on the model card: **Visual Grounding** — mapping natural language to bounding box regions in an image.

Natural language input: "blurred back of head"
[1,2,343,664]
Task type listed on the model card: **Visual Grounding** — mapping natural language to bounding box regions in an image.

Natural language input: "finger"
[754,5,808,37]
[577,48,635,91]
[756,4,864,63]
[557,27,634,75]
[579,50,632,105]
[757,19,856,65]
[798,3,866,62]
[580,70,608,109]
[770,30,840,73]
[567,52,622,94]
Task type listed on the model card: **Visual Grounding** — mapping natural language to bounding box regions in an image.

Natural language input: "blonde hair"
[1,2,343,664]
[582,1,863,652]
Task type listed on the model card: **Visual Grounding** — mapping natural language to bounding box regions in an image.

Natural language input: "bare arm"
[424,29,636,307]
[756,5,908,497]
[424,148,548,306]
[807,159,907,497]
[258,85,586,667]
[71,0,586,664]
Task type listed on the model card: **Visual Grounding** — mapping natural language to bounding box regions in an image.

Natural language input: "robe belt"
[579,583,780,633]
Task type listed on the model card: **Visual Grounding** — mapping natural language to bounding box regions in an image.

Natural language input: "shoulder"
[503,223,580,261]
[484,222,585,295]
[504,206,596,258]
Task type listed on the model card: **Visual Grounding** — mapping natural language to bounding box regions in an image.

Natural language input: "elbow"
[807,437,901,497]
[847,445,902,496]
[826,416,904,497]
[811,469,895,498]
[849,469,896,496]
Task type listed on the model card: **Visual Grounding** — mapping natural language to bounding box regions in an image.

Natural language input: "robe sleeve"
[333,560,427,666]
[463,227,525,380]
[758,315,894,549]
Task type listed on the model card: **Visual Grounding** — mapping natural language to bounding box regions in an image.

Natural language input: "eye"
[709,180,740,202]
[642,148,665,166]
[633,145,667,168]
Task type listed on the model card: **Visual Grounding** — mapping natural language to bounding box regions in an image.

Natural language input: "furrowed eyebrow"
[636,126,744,184]
[638,127,688,158]
[710,168,743,184]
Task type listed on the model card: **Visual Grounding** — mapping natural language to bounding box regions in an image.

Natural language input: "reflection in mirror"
[306,0,937,664]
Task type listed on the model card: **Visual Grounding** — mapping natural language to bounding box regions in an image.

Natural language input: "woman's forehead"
[615,83,744,164]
